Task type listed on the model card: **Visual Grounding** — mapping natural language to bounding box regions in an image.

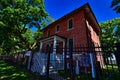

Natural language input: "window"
[47,30,50,37]
[68,19,73,29]
[68,38,73,52]
[56,25,60,32]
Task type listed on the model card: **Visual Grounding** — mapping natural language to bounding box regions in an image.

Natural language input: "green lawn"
[0,60,45,80]
[1,60,120,80]
[58,65,120,80]
[58,70,94,80]
[100,65,120,80]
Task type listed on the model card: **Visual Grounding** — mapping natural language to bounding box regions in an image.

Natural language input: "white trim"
[40,35,66,44]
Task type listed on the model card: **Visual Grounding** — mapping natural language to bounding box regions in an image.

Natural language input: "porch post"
[52,36,57,67]
[40,42,43,52]
[53,36,57,54]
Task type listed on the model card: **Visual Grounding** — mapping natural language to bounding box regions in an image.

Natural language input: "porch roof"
[39,35,66,44]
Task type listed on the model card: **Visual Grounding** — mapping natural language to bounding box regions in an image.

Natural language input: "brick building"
[38,3,103,73]
[40,3,101,49]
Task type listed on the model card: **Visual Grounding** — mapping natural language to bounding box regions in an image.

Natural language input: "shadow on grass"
[58,67,120,80]
[100,65,120,80]
[58,69,95,80]
[0,60,44,80]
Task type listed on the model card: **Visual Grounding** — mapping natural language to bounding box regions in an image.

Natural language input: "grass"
[58,70,94,80]
[1,60,120,80]
[100,65,120,80]
[0,60,47,80]
[58,65,120,80]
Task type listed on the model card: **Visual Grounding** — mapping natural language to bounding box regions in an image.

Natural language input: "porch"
[39,35,66,54]
[38,35,66,74]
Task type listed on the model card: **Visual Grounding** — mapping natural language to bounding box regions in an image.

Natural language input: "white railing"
[30,52,47,75]
[29,52,64,75]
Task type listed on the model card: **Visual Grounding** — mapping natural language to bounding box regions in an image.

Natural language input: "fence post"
[69,39,74,80]
[46,47,51,80]
[64,42,67,71]
[114,51,120,72]
[95,61,101,80]
[90,44,101,80]
[93,46,101,80]
[29,51,34,71]
[115,42,120,72]
[16,53,19,63]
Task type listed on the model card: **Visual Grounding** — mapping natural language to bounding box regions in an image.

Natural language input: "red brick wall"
[43,10,88,46]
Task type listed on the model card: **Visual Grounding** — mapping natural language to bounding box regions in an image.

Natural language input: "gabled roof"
[43,3,101,34]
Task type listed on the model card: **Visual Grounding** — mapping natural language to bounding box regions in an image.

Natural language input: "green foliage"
[99,18,120,47]
[110,0,120,13]
[22,30,34,45]
[0,60,44,80]
[0,0,53,54]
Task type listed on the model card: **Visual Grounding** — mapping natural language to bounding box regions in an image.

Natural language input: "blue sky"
[44,0,120,23]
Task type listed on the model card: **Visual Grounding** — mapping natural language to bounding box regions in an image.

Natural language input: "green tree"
[99,18,120,47]
[110,0,120,13]
[0,0,53,54]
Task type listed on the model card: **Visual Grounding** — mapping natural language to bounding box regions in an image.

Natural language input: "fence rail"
[0,44,120,80]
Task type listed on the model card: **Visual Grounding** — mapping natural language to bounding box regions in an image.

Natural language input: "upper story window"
[47,30,50,37]
[56,25,60,32]
[68,19,73,29]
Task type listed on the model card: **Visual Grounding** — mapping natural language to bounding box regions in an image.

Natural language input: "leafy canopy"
[99,18,120,47]
[110,0,120,13]
[0,0,53,54]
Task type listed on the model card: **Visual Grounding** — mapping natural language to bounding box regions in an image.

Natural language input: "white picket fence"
[28,52,64,75]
